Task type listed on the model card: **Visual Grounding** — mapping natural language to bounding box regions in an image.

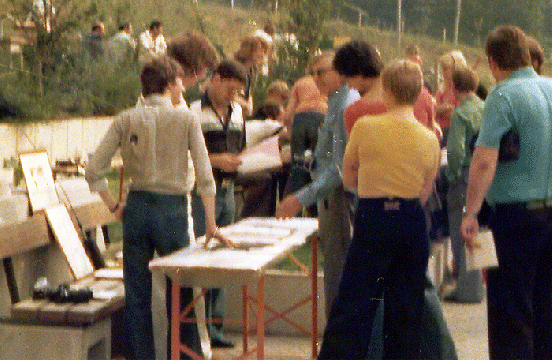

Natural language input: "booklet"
[466,228,499,270]
[238,135,282,174]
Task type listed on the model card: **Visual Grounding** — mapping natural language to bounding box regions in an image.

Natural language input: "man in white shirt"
[139,20,167,64]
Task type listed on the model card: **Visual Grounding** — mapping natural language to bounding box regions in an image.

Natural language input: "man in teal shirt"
[445,67,485,303]
[462,26,552,359]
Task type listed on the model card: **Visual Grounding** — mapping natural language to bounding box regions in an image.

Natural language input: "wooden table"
[149,217,319,360]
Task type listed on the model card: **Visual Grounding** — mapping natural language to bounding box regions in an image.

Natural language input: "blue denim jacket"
[296,84,359,207]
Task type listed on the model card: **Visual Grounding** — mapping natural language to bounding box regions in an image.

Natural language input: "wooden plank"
[0,214,51,259]
[72,201,116,230]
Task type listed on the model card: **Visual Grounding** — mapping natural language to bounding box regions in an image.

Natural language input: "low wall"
[0,117,113,164]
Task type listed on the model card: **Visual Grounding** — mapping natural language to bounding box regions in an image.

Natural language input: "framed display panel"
[45,204,94,279]
[19,151,59,212]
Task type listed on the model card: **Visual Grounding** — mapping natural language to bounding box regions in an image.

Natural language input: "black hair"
[149,20,162,31]
[213,60,248,84]
[333,40,384,78]
[141,56,183,97]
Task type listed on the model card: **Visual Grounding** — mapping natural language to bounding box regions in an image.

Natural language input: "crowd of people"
[84,21,552,360]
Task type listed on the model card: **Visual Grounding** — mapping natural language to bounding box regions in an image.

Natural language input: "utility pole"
[397,0,402,51]
[454,0,462,45]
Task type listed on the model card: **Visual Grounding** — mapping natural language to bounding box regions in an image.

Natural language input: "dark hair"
[333,40,383,78]
[405,44,420,57]
[118,22,131,31]
[149,20,162,31]
[167,31,219,76]
[485,25,530,71]
[253,100,282,120]
[452,68,479,93]
[91,22,103,32]
[140,56,183,97]
[527,36,544,74]
[213,60,247,84]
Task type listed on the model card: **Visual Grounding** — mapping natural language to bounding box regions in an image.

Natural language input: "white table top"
[149,217,318,287]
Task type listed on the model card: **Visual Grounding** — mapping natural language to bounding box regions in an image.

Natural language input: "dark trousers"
[123,191,202,360]
[318,198,429,360]
[487,203,552,360]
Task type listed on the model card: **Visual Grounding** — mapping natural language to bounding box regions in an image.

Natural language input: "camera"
[33,283,93,303]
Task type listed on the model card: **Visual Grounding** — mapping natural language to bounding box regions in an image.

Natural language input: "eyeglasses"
[311,67,333,77]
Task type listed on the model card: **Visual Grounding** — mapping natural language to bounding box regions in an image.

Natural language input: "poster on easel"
[45,204,94,279]
[19,151,59,212]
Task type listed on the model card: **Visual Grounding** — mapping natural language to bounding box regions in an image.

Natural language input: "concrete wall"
[0,117,113,164]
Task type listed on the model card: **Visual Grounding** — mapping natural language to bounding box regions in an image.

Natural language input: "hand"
[461,215,480,252]
[213,153,242,172]
[113,203,124,221]
[204,226,236,249]
[276,194,303,218]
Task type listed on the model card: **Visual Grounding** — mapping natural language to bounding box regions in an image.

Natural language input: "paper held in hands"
[466,228,499,270]
[237,135,282,174]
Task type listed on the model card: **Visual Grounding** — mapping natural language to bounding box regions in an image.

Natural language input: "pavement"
[212,299,489,360]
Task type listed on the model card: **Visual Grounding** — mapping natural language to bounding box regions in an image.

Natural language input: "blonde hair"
[267,80,290,105]
[382,60,423,105]
[440,50,468,71]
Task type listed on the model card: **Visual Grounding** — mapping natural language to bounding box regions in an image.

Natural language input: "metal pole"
[454,0,462,45]
[397,0,402,51]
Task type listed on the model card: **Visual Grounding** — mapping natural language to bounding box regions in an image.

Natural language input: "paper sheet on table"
[466,229,498,270]
[238,135,282,174]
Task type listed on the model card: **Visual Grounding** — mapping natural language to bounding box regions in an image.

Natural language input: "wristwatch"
[462,206,478,218]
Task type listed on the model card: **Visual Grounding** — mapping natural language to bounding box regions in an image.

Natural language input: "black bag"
[468,128,519,162]
[497,128,520,161]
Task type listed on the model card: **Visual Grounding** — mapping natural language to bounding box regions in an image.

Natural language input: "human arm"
[460,146,498,249]
[236,94,253,117]
[342,123,360,191]
[209,153,242,172]
[201,193,235,248]
[419,140,441,205]
[445,111,467,182]
[282,84,299,129]
[85,119,124,219]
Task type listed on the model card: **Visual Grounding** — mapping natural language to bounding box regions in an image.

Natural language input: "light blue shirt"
[296,84,360,207]
[476,67,552,204]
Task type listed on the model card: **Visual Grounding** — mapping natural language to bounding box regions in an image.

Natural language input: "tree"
[6,0,97,94]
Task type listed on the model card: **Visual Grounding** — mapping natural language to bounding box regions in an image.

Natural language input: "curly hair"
[233,35,270,64]
[167,31,219,76]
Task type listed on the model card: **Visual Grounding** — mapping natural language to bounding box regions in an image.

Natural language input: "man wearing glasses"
[277,51,359,316]
[189,59,247,348]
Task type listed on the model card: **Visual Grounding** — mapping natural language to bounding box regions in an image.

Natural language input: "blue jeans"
[191,185,235,341]
[123,191,202,360]
[318,198,429,360]
[447,168,484,302]
[487,203,552,360]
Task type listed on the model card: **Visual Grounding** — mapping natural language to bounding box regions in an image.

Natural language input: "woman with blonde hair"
[436,50,468,143]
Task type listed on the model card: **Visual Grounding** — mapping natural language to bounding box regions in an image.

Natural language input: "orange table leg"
[257,275,265,360]
[171,280,181,360]
[311,236,319,358]
[242,285,249,354]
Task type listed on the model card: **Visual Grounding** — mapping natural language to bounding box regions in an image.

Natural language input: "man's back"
[477,67,552,203]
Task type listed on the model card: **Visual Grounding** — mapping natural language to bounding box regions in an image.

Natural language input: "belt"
[526,198,552,210]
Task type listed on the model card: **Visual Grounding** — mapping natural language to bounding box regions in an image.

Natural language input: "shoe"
[211,337,235,348]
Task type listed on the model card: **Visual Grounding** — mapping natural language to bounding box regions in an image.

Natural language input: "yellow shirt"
[345,113,440,198]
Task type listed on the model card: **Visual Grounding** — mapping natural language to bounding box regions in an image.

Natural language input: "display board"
[19,151,59,212]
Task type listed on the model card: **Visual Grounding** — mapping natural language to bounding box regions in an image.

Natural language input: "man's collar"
[140,94,172,107]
